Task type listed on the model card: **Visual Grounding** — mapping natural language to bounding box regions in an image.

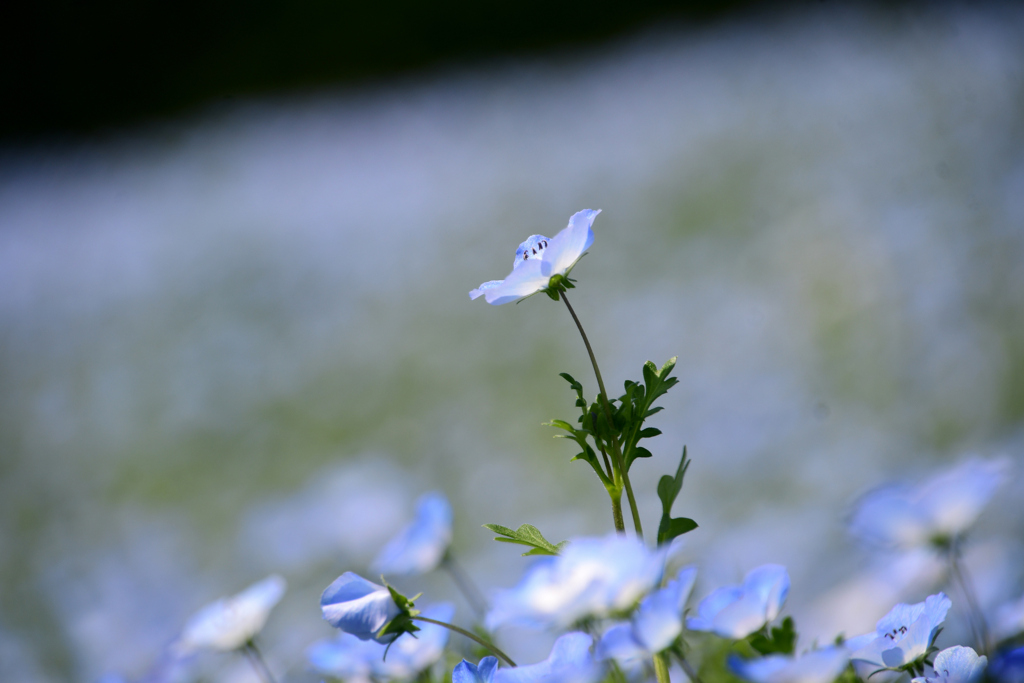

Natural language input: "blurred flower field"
[0,4,1023,682]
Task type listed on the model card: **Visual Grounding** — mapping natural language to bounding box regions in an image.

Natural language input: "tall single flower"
[320,572,402,642]
[847,593,951,679]
[597,566,698,665]
[486,533,666,631]
[178,574,286,653]
[729,647,850,683]
[687,564,790,639]
[372,491,453,576]
[469,209,599,305]
[911,646,987,683]
[849,457,1009,549]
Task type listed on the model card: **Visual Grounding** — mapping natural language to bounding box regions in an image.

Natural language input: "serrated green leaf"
[483,523,567,556]
[657,447,697,546]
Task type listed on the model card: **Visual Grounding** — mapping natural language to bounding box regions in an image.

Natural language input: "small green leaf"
[483,523,568,556]
[657,447,697,546]
[748,616,798,655]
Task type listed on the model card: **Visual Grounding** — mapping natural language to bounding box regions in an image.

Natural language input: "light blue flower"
[320,571,401,642]
[849,457,1009,549]
[454,656,499,683]
[493,632,604,683]
[307,632,381,683]
[372,491,453,576]
[848,592,951,678]
[729,647,850,683]
[309,603,454,682]
[486,533,667,630]
[687,564,790,639]
[470,209,599,305]
[178,574,286,652]
[597,565,698,665]
[911,646,987,683]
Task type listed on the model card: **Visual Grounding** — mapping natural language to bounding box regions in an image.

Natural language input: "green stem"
[411,616,516,667]
[441,553,488,621]
[654,652,672,683]
[947,544,989,654]
[243,642,277,683]
[560,291,644,539]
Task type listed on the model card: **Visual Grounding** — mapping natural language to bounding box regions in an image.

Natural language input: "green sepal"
[657,447,698,545]
[483,523,568,556]
[748,616,797,655]
[375,581,421,644]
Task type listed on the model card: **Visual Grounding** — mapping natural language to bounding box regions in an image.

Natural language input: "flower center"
[883,625,908,640]
[513,235,551,269]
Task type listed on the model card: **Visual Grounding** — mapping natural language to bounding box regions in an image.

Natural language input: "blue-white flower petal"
[320,572,401,642]
[494,632,603,683]
[372,491,453,575]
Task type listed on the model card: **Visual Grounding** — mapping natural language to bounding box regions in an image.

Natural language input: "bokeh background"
[1,2,1023,681]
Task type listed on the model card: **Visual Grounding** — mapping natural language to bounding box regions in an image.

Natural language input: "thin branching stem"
[441,552,488,621]
[243,642,277,683]
[560,291,644,539]
[947,544,989,654]
[411,616,517,667]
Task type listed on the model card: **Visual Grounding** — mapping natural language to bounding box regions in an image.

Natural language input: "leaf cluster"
[377,582,421,645]
[483,523,568,556]
[546,357,679,484]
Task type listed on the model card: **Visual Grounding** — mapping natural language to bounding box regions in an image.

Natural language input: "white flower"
[178,575,286,652]
[687,564,790,639]
[849,457,1009,549]
[730,647,850,683]
[848,593,951,679]
[486,533,666,630]
[470,210,599,305]
[372,491,453,575]
[911,646,987,683]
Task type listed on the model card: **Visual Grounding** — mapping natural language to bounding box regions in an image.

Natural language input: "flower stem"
[243,642,277,683]
[441,552,488,621]
[411,616,517,667]
[947,544,989,654]
[560,291,644,539]
[654,652,672,683]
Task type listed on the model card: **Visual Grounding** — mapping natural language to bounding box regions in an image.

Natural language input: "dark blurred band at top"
[2,0,830,144]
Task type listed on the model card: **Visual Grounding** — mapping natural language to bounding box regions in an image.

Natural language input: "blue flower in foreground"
[847,592,951,679]
[454,656,499,683]
[309,603,454,682]
[730,647,850,683]
[687,564,790,639]
[849,457,1009,549]
[486,533,667,630]
[470,209,599,305]
[320,572,401,642]
[911,646,987,683]
[597,566,698,665]
[989,646,1024,683]
[494,632,604,683]
[178,574,286,652]
[372,491,453,576]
